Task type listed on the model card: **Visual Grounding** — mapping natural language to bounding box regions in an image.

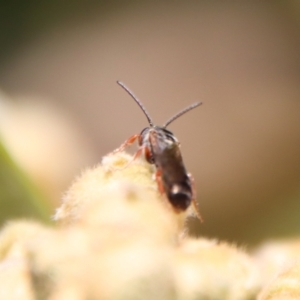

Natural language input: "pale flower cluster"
[0,152,299,299]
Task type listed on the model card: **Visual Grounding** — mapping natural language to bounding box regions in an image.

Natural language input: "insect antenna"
[163,102,202,128]
[117,81,154,127]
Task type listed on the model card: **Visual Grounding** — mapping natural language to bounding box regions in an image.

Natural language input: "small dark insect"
[114,81,203,221]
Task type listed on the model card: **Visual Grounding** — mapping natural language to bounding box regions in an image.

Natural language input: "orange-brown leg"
[154,169,165,194]
[188,173,204,223]
[155,169,177,211]
[112,134,142,169]
[113,134,140,153]
[119,146,145,169]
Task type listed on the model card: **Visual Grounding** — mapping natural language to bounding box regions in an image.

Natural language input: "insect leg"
[113,135,146,170]
[120,146,144,169]
[154,169,165,194]
[155,168,179,211]
[188,173,204,222]
[113,134,140,153]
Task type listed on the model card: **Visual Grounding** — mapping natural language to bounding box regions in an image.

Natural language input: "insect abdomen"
[168,192,191,211]
[155,144,193,212]
[167,183,192,211]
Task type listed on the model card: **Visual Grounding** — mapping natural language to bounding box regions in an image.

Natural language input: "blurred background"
[0,0,299,245]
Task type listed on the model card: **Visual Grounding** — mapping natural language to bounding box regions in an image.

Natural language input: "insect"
[114,81,203,221]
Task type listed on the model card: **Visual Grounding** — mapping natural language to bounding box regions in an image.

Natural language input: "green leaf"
[0,137,52,225]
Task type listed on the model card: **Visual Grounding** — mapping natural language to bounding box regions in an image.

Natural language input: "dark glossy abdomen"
[167,186,192,211]
[154,145,192,212]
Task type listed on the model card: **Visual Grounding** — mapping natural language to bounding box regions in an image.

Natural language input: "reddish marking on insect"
[154,169,164,195]
[114,81,203,222]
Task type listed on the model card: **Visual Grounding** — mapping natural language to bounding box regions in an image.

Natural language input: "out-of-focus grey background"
[0,0,300,245]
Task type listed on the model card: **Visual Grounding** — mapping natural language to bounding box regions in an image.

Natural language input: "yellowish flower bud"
[174,238,262,300]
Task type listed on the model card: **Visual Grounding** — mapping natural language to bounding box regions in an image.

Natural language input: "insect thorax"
[139,126,179,164]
